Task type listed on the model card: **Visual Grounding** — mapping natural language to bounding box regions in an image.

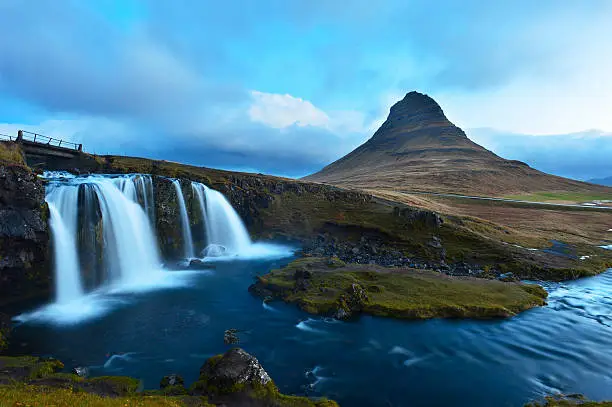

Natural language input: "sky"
[1,0,612,180]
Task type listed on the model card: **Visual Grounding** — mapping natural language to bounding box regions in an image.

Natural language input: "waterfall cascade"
[173,180,195,259]
[20,172,291,324]
[46,186,84,304]
[45,174,160,303]
[42,172,281,316]
[191,182,252,256]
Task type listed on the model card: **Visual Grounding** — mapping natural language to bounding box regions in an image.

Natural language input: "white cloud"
[248,91,330,129]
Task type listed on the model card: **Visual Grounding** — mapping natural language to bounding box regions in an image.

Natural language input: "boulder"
[193,348,271,395]
[160,373,185,389]
[72,366,90,378]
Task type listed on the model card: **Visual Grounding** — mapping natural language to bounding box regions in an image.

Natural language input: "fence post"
[16,130,23,142]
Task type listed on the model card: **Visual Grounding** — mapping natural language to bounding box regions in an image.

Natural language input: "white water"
[191,182,209,251]
[173,180,195,259]
[18,173,293,325]
[46,185,84,303]
[19,174,173,324]
[92,179,162,285]
[201,183,252,255]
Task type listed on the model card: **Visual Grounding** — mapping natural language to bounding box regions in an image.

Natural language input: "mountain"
[588,176,612,187]
[305,91,611,196]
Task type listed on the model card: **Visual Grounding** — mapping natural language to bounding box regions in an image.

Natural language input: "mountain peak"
[386,91,448,124]
[372,91,458,143]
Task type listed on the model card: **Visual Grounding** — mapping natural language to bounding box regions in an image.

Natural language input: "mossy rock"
[0,356,64,383]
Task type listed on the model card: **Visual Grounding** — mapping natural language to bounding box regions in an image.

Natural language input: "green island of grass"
[249,257,549,320]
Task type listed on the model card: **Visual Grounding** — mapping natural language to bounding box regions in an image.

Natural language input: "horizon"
[1,1,612,180]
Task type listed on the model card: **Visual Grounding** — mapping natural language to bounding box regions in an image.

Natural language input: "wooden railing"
[17,130,82,152]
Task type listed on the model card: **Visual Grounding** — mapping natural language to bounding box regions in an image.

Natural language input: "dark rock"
[224,329,241,345]
[194,348,271,395]
[0,313,10,351]
[72,366,90,378]
[293,267,312,280]
[0,163,50,304]
[429,236,443,249]
[189,259,216,270]
[498,272,518,282]
[160,373,185,389]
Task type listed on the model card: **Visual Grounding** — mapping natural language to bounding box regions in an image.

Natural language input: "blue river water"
[8,255,612,407]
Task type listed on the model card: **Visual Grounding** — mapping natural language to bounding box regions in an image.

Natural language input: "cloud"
[467,128,612,180]
[248,91,330,129]
[1,0,612,178]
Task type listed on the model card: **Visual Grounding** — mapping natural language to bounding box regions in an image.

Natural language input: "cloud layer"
[0,1,611,178]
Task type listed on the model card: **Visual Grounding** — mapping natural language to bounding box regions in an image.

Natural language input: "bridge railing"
[0,133,17,142]
[17,130,82,152]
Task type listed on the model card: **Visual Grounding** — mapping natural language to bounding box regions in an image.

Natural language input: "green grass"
[0,384,209,407]
[0,141,26,165]
[253,257,548,319]
[526,395,612,406]
[505,191,612,203]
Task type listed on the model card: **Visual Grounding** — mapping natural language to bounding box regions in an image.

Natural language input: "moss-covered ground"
[252,257,549,319]
[526,395,612,406]
[0,354,337,407]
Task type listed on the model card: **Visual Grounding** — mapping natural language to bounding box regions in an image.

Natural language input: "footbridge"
[1,130,84,168]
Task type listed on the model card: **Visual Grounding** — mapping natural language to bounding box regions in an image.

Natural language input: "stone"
[160,373,184,389]
[72,366,90,378]
[498,272,518,282]
[224,329,241,345]
[196,348,272,395]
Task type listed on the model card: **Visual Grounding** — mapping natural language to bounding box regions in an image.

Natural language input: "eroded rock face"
[0,164,50,304]
[194,348,271,395]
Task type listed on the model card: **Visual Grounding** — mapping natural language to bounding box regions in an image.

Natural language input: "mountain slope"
[305,92,611,197]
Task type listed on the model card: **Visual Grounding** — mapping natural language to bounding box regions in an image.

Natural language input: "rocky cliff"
[0,143,50,305]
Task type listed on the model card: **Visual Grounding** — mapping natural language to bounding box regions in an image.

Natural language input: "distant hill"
[305,91,612,197]
[588,176,612,187]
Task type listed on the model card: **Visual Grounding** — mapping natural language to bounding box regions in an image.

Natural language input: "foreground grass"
[0,384,200,407]
[251,257,548,319]
[505,191,612,203]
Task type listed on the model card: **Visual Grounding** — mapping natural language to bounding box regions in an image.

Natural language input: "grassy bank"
[0,141,26,166]
[0,353,336,407]
[526,395,612,406]
[505,191,612,203]
[251,257,548,320]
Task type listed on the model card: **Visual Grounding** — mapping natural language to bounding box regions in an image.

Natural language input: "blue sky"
[1,0,612,179]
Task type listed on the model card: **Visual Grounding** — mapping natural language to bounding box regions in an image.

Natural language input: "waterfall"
[91,179,161,284]
[46,185,84,303]
[45,174,162,302]
[191,182,209,254]
[191,182,252,256]
[134,175,155,224]
[172,180,195,259]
